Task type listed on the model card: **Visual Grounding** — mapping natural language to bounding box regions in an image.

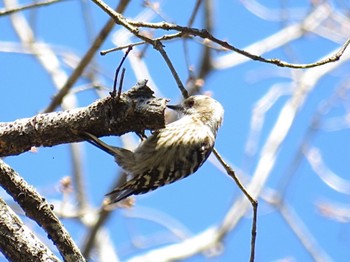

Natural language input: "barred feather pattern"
[84,95,224,203]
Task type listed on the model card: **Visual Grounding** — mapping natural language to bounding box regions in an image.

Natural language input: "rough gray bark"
[0,80,167,261]
[0,198,60,262]
[0,159,85,262]
[0,80,167,157]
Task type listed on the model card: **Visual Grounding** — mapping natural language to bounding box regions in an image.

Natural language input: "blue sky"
[1,0,350,261]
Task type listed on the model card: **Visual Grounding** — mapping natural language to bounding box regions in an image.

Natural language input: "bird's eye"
[186,98,195,108]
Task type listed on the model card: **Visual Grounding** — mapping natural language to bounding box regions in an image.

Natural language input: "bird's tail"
[80,132,134,169]
[80,132,118,156]
[106,188,134,203]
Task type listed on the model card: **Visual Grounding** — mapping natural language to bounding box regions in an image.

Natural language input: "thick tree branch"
[0,80,167,157]
[0,160,85,262]
[0,198,60,262]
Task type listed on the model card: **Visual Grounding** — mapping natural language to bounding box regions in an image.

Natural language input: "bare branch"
[152,40,189,98]
[0,0,63,16]
[0,198,60,262]
[91,0,188,97]
[43,0,131,112]
[0,160,85,262]
[213,149,257,262]
[100,3,350,69]
[0,81,167,157]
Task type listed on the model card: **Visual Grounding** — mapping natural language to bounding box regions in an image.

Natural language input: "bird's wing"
[107,126,215,203]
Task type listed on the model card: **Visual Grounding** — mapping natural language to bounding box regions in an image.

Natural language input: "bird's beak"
[167,104,183,112]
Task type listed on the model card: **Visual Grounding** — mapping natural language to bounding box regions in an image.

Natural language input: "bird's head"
[167,95,224,134]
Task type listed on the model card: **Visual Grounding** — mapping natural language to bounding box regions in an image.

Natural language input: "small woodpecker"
[82,95,224,203]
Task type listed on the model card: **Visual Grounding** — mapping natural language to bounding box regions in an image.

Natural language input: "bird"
[82,95,224,203]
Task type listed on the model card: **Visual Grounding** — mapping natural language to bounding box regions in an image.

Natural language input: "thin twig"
[118,68,126,99]
[187,0,203,27]
[91,0,189,98]
[124,20,350,69]
[82,207,112,258]
[100,32,184,55]
[213,148,258,262]
[101,41,144,55]
[182,0,203,93]
[276,199,332,261]
[69,143,89,210]
[43,0,131,113]
[0,0,63,16]
[111,46,132,98]
[153,40,189,98]
[196,0,213,93]
[82,172,128,258]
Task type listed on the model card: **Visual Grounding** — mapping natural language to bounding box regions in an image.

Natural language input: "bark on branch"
[0,80,167,157]
[0,198,60,262]
[0,159,85,261]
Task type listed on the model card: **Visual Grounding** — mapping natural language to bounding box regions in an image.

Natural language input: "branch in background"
[0,160,85,262]
[0,0,62,16]
[90,0,189,97]
[0,81,167,157]
[92,0,350,70]
[43,0,130,113]
[152,41,189,98]
[213,148,258,262]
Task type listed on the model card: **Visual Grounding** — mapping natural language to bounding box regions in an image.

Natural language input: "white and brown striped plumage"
[83,95,224,203]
